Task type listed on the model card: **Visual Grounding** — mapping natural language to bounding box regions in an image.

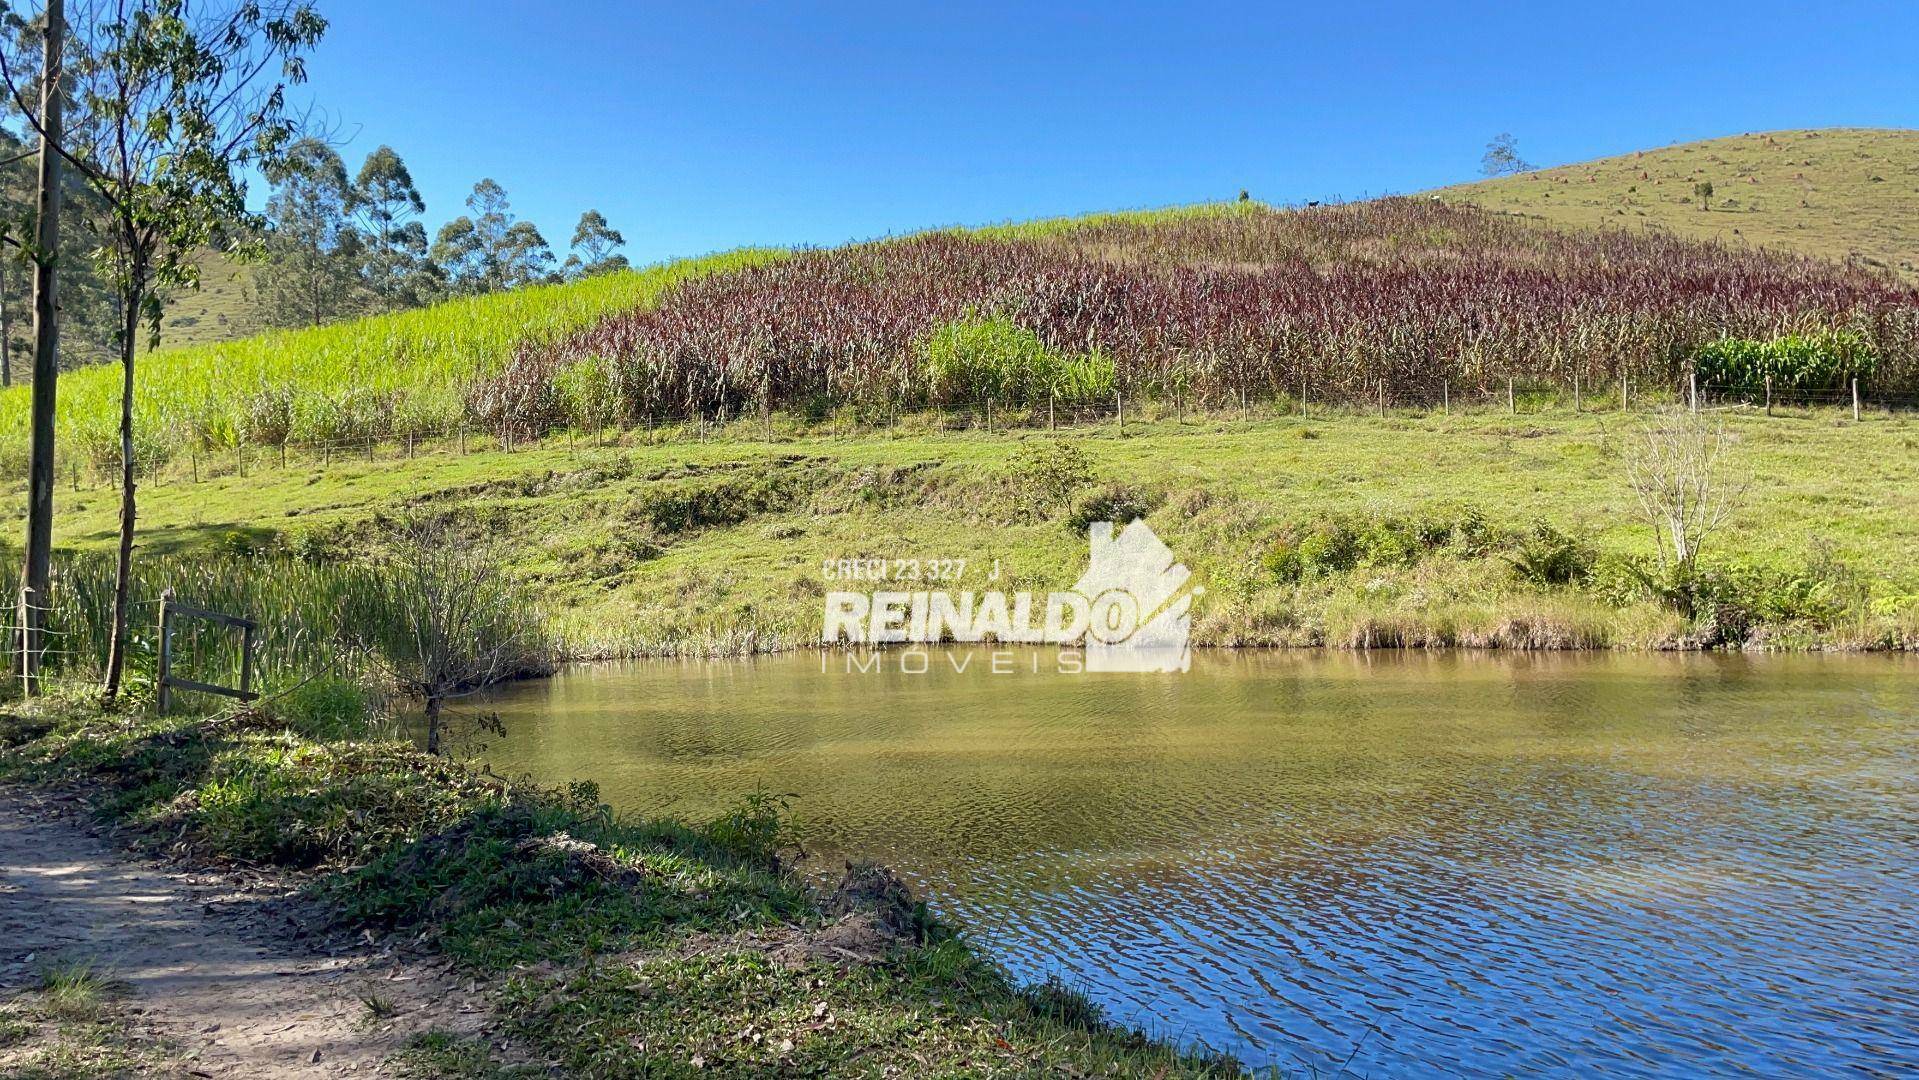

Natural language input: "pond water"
[471,649,1919,1076]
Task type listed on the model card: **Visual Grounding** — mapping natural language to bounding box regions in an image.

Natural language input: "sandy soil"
[0,788,509,1077]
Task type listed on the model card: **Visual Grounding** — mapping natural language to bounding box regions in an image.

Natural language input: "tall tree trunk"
[102,275,144,701]
[17,0,64,696]
[2,260,12,388]
[425,695,443,755]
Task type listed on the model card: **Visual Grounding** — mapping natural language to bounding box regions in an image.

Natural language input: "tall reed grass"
[482,199,1919,432]
[3,524,557,715]
[3,549,367,696]
[0,249,783,474]
[7,200,1917,467]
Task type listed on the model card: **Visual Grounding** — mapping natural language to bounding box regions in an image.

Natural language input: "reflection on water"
[472,649,1919,1075]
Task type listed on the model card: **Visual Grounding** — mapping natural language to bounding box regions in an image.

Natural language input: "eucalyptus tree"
[0,61,118,375]
[0,0,326,700]
[353,143,438,309]
[0,0,62,694]
[430,177,553,293]
[1481,132,1531,177]
[563,208,627,279]
[258,135,362,327]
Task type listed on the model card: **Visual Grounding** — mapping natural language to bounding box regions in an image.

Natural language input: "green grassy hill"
[1434,128,1919,277]
[9,194,1914,477]
[6,181,1919,659]
[0,248,779,470]
[157,251,265,347]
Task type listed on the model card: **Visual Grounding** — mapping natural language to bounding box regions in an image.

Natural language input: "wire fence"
[19,373,1919,495]
[5,593,85,693]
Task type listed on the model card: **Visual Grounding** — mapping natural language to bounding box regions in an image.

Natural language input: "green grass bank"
[0,693,1250,1077]
[14,400,1919,660]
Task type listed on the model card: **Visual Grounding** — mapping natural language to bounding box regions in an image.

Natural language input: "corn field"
[4,200,1916,467]
[0,249,783,476]
[479,199,1919,434]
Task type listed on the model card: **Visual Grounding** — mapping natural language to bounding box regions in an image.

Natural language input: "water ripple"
[476,649,1919,1076]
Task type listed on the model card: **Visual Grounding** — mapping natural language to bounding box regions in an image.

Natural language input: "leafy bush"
[1591,554,1695,613]
[704,788,796,868]
[1065,484,1160,533]
[1009,440,1095,515]
[1719,554,1866,626]
[922,316,1113,405]
[1693,329,1876,388]
[1596,550,1867,633]
[267,676,381,741]
[1264,521,1361,582]
[1263,506,1497,583]
[1506,521,1594,586]
[287,522,357,563]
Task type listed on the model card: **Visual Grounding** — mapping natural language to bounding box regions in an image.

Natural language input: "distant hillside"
[13,197,1918,474]
[158,251,263,348]
[1435,128,1919,278]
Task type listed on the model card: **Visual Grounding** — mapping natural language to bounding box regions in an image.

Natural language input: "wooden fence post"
[1852,378,1861,421]
[153,595,258,708]
[238,621,254,701]
[1441,379,1449,415]
[1689,370,1698,414]
[1507,377,1515,415]
[1621,372,1629,411]
[1048,390,1056,432]
[16,586,36,696]
[985,396,993,433]
[1764,376,1772,416]
[1116,391,1125,436]
[459,426,467,455]
[1176,394,1184,426]
[1573,372,1581,414]
[156,589,174,714]
[1377,380,1386,418]
[1240,384,1249,423]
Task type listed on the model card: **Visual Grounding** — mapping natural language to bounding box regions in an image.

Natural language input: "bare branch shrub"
[1623,412,1746,614]
[347,517,551,754]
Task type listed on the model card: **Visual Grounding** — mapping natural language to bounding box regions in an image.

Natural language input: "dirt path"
[0,789,507,1077]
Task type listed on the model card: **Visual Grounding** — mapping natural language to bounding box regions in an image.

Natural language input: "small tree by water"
[1623,411,1745,615]
[348,519,548,754]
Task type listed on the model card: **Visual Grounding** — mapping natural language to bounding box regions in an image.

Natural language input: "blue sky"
[295,1,1919,266]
